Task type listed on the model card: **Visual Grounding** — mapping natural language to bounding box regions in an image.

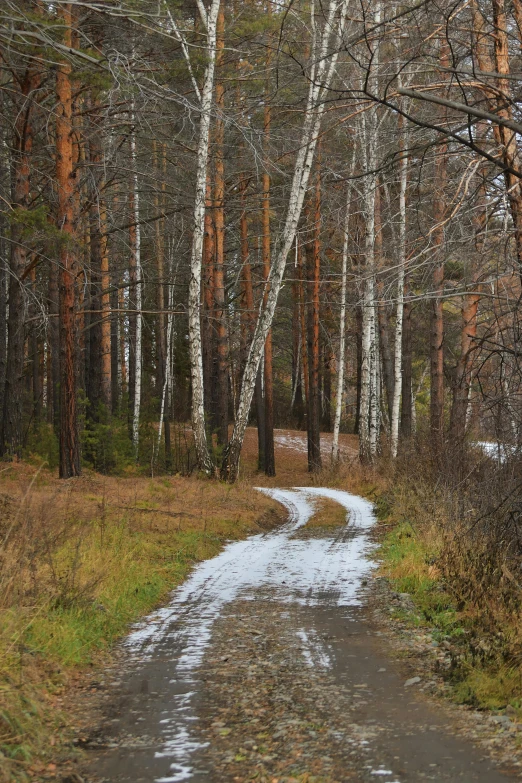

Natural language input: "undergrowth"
[373,439,522,715]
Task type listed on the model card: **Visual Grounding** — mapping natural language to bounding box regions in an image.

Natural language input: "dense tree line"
[0,0,520,480]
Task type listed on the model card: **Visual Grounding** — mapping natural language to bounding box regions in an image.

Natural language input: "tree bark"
[261,0,275,476]
[391,109,408,458]
[30,266,42,422]
[306,161,322,473]
[56,3,81,477]
[99,201,111,410]
[291,250,305,429]
[331,184,350,462]
[203,174,216,434]
[188,0,221,476]
[359,132,378,463]
[400,294,413,439]
[262,145,275,470]
[220,0,350,481]
[1,66,40,457]
[128,191,137,431]
[130,108,142,459]
[430,38,448,452]
[471,0,522,275]
[213,1,229,450]
[374,185,394,423]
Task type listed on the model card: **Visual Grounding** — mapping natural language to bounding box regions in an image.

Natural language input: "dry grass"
[0,426,387,779]
[304,498,349,529]
[374,444,522,714]
[0,459,281,780]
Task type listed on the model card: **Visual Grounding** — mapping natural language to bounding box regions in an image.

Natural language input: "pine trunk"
[56,3,81,477]
[1,68,39,457]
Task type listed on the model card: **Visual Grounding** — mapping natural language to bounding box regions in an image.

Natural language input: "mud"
[80,488,520,782]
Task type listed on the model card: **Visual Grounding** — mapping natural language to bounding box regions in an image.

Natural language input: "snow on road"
[124,487,377,782]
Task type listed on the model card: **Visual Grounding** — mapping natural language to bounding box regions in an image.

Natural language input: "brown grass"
[0,426,365,780]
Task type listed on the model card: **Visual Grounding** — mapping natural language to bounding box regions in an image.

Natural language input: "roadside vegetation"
[371,438,522,715]
[0,459,279,782]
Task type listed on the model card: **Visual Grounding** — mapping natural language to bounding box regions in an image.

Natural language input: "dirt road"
[83,485,518,782]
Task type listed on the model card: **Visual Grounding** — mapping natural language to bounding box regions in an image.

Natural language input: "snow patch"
[296,627,332,669]
[122,487,377,782]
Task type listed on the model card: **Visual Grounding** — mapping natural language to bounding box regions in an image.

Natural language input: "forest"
[2,0,522,780]
[1,0,520,481]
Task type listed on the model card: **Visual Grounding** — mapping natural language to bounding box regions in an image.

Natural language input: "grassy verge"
[374,475,522,716]
[0,464,280,781]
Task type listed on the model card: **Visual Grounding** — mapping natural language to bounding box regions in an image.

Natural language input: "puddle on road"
[123,487,377,782]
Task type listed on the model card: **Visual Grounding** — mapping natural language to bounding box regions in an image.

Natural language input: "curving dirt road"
[83,485,518,783]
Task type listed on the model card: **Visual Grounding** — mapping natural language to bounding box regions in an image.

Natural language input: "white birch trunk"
[331,181,351,463]
[187,0,221,476]
[369,299,379,456]
[155,271,174,463]
[221,0,350,480]
[390,113,409,458]
[358,2,380,464]
[130,110,142,459]
[358,119,378,463]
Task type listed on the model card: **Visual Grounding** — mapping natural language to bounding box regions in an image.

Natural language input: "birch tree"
[331,179,352,463]
[130,105,142,459]
[391,107,409,459]
[358,130,379,460]
[220,0,350,481]
[187,0,221,476]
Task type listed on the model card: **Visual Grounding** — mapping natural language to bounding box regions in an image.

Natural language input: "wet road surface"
[85,488,517,782]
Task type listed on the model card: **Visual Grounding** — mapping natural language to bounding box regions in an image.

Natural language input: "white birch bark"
[221,0,350,480]
[390,112,409,458]
[358,114,378,463]
[369,297,379,456]
[130,108,142,459]
[331,179,352,463]
[187,0,221,476]
[155,260,175,464]
[358,1,380,464]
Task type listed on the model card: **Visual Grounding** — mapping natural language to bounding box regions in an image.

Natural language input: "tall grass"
[375,434,522,711]
[0,464,279,780]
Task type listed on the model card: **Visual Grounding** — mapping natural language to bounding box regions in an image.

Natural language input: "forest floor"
[4,430,522,782]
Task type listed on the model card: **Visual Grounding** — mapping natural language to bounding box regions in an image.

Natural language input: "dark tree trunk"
[306,163,322,473]
[0,253,6,426]
[354,306,362,435]
[292,268,305,428]
[430,40,448,453]
[377,297,394,423]
[322,344,333,432]
[30,268,41,422]
[56,3,81,477]
[48,259,60,431]
[1,67,40,457]
[87,206,102,417]
[255,366,265,472]
[401,296,413,439]
[110,261,119,413]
